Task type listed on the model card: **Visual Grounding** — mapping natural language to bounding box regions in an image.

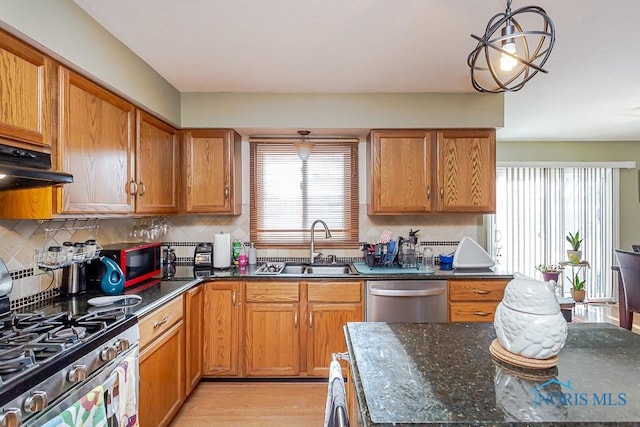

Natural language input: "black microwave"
[87,242,161,289]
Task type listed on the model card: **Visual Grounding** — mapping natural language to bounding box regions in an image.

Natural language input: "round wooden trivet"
[489,338,558,370]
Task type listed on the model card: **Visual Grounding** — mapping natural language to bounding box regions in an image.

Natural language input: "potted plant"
[566,231,583,263]
[536,264,562,282]
[568,274,586,302]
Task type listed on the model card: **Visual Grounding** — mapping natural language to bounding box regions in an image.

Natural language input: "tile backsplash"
[0,204,480,302]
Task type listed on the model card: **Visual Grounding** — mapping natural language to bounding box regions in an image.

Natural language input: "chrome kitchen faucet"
[310,219,332,264]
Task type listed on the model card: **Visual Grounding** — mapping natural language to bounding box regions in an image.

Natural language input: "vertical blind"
[250,141,359,247]
[489,166,616,301]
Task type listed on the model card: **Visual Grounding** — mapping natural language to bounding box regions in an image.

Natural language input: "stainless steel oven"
[366,280,448,322]
[0,306,140,427]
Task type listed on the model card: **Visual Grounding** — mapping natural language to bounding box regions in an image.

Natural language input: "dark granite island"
[344,322,640,426]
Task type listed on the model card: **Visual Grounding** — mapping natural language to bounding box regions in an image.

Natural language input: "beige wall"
[0,0,181,125]
[497,140,640,250]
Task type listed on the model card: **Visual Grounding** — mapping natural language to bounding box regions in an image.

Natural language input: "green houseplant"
[566,231,583,263]
[536,264,562,282]
[568,273,586,302]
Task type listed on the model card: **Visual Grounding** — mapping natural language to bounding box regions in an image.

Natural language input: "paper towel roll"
[214,233,231,268]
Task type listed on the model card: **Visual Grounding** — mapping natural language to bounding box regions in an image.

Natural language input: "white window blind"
[250,141,359,247]
[488,166,619,301]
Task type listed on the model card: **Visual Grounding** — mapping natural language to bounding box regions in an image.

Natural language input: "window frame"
[249,139,359,248]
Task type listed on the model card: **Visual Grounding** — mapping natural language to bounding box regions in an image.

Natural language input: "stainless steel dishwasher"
[366,280,448,322]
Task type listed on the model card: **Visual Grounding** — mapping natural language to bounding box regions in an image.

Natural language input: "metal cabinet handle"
[473,290,490,295]
[473,311,491,317]
[232,290,236,307]
[224,186,229,199]
[129,179,138,196]
[153,315,169,328]
[427,187,430,200]
[440,187,444,199]
[370,286,446,297]
[294,312,298,328]
[0,407,21,427]
[138,181,146,197]
[309,312,313,329]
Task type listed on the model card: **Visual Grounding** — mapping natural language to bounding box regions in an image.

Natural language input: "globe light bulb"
[500,40,518,71]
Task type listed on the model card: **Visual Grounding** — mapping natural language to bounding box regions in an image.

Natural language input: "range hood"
[0,143,73,191]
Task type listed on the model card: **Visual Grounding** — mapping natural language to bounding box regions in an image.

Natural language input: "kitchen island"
[344,322,640,426]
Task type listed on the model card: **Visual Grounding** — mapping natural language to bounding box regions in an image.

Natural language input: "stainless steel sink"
[281,263,357,276]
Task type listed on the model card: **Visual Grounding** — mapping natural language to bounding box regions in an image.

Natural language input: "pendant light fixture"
[467,0,555,93]
[293,130,314,161]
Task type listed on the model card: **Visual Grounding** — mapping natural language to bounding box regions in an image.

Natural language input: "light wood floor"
[170,381,327,427]
[170,303,639,427]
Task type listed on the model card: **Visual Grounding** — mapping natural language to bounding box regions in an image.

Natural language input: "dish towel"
[324,360,349,427]
[105,355,138,427]
[42,385,108,427]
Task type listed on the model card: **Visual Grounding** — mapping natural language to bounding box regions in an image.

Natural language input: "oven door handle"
[369,286,446,297]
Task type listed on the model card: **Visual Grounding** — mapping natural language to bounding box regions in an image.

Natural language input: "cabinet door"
[0,29,52,149]
[203,282,240,376]
[139,320,185,427]
[306,303,362,376]
[182,129,241,214]
[244,303,300,376]
[135,110,179,214]
[367,130,433,214]
[185,285,204,395]
[436,129,496,213]
[58,67,135,213]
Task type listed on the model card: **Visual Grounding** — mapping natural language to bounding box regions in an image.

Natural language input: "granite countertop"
[345,322,640,426]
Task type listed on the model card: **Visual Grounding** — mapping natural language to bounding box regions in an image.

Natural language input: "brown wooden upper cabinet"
[58,68,179,215]
[181,129,241,214]
[57,67,136,214]
[367,129,496,214]
[0,29,53,151]
[135,110,179,214]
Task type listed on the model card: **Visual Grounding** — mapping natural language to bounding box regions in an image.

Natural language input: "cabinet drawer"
[307,282,362,303]
[449,302,499,322]
[140,296,184,349]
[246,282,299,302]
[448,280,508,302]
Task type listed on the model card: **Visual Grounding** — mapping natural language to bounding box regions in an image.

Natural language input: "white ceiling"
[72,0,640,142]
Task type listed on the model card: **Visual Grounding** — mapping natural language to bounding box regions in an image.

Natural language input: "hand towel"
[42,385,107,427]
[105,355,138,427]
[324,360,349,427]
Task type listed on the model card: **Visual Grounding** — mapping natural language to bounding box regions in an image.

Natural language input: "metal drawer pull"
[370,287,445,297]
[427,187,430,199]
[153,315,169,328]
[473,290,490,295]
[309,312,313,329]
[294,312,298,328]
[232,290,236,306]
[473,311,491,316]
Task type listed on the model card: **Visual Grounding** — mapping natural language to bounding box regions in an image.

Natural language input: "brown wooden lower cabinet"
[185,285,204,396]
[448,279,509,322]
[203,281,241,376]
[138,296,185,427]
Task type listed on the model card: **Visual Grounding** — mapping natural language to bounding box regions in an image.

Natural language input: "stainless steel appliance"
[366,280,448,322]
[194,242,213,267]
[0,143,73,191]
[60,262,87,295]
[0,301,139,426]
[86,242,161,289]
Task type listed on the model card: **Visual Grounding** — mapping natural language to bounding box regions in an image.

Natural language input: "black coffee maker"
[194,242,213,268]
[60,262,87,295]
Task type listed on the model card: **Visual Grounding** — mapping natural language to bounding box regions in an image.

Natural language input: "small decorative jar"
[73,242,86,261]
[46,246,64,266]
[62,242,74,262]
[494,273,568,360]
[85,239,97,259]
